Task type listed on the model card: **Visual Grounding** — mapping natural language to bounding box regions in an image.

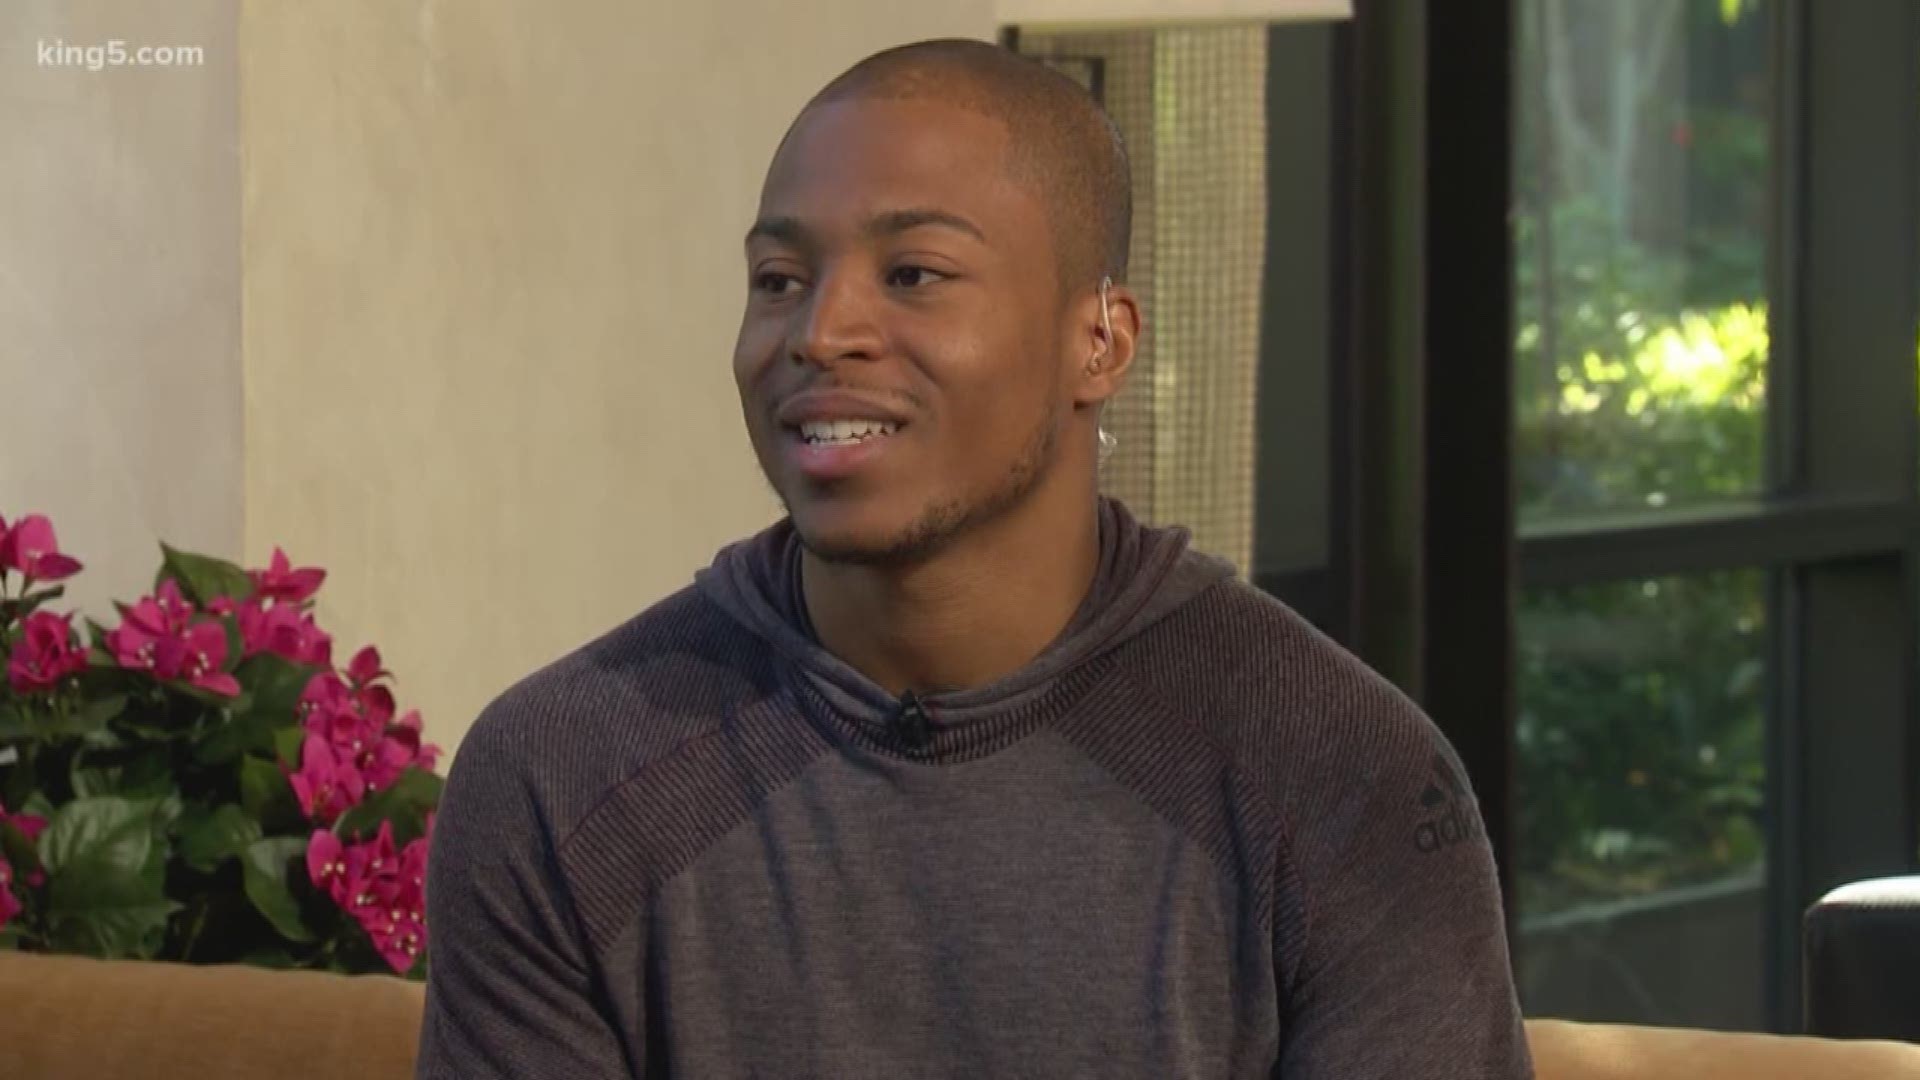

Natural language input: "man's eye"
[886,266,944,289]
[754,271,800,296]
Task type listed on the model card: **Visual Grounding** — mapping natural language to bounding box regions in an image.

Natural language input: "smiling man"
[419,38,1532,1080]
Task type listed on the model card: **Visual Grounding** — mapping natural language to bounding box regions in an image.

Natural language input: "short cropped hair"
[801,38,1132,293]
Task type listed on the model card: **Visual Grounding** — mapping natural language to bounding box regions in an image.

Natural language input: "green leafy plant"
[0,515,440,977]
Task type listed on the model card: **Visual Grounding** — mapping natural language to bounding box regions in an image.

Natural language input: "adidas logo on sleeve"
[1413,753,1486,855]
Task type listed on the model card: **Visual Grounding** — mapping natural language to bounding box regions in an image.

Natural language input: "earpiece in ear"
[1088,275,1116,375]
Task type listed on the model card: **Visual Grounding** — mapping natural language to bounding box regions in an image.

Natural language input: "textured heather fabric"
[418,498,1534,1079]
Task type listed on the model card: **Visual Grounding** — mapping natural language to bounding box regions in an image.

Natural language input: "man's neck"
[800,492,1102,699]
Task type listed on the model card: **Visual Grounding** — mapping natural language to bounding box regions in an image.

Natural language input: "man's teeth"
[799,419,902,445]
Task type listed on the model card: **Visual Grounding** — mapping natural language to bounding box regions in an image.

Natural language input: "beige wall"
[0,0,242,618]
[240,0,995,757]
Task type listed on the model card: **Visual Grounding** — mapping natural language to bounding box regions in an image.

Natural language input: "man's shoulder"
[1127,574,1440,787]
[453,582,773,830]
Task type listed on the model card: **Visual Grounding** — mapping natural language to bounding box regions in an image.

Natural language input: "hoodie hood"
[695,497,1236,752]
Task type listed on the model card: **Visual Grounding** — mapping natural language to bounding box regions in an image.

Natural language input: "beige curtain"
[1016,27,1267,575]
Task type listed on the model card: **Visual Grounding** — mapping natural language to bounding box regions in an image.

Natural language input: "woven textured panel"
[1014,27,1267,576]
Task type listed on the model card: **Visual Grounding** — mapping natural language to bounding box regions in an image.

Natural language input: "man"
[420,38,1532,1079]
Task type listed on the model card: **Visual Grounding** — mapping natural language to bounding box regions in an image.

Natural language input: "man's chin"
[790,497,964,568]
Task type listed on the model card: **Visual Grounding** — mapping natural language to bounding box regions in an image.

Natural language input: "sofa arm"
[1805,874,1920,1042]
[0,951,424,1080]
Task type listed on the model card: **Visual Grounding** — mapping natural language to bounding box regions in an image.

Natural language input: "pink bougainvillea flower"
[370,905,427,975]
[181,621,241,695]
[112,579,195,652]
[249,547,326,604]
[298,670,354,720]
[288,735,366,825]
[6,610,89,693]
[0,513,83,583]
[306,828,353,901]
[345,646,391,688]
[356,734,418,793]
[106,581,239,696]
[338,821,428,974]
[0,802,47,844]
[296,662,436,793]
[251,601,332,667]
[0,857,22,929]
[308,819,433,974]
[390,709,442,774]
[358,682,396,728]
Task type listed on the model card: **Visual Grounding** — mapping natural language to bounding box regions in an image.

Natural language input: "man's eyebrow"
[866,208,987,244]
[744,215,808,249]
[743,208,988,248]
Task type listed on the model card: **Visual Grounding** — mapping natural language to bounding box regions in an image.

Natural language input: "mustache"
[767,380,925,414]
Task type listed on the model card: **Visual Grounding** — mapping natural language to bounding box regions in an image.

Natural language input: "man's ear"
[1074,280,1143,408]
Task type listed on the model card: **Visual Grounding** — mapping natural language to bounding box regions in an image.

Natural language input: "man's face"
[734,97,1068,565]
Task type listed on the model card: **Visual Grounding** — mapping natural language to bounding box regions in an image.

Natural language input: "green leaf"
[241,948,298,970]
[0,694,125,744]
[157,543,254,607]
[0,818,41,878]
[336,768,444,846]
[40,797,158,878]
[0,702,27,742]
[196,655,314,765]
[274,726,306,769]
[239,754,301,832]
[46,894,180,959]
[176,803,263,872]
[41,797,179,959]
[85,618,113,650]
[0,586,66,626]
[20,585,66,606]
[195,711,277,765]
[78,693,129,730]
[69,748,172,801]
[221,616,244,673]
[172,680,244,710]
[241,837,317,943]
[245,654,318,720]
[67,745,174,803]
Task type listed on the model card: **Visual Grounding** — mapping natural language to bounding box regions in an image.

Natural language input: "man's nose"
[789,267,885,368]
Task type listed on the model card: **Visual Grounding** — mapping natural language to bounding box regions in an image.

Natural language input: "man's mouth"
[794,418,905,446]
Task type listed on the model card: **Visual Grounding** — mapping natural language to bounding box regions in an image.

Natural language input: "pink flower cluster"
[104,579,240,696]
[0,514,83,584]
[288,646,440,825]
[307,820,429,974]
[207,548,333,668]
[0,800,49,931]
[6,611,88,694]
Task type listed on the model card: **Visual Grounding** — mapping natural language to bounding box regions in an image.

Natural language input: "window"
[1516,570,1767,1028]
[1505,0,1920,1032]
[1514,0,1771,522]
[1511,0,1773,1030]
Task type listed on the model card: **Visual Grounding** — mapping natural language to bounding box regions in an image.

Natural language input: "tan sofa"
[3,950,1920,1079]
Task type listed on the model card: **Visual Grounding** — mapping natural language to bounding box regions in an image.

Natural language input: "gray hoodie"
[419,498,1533,1079]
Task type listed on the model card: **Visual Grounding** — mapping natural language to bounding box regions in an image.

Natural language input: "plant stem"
[178,896,210,962]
